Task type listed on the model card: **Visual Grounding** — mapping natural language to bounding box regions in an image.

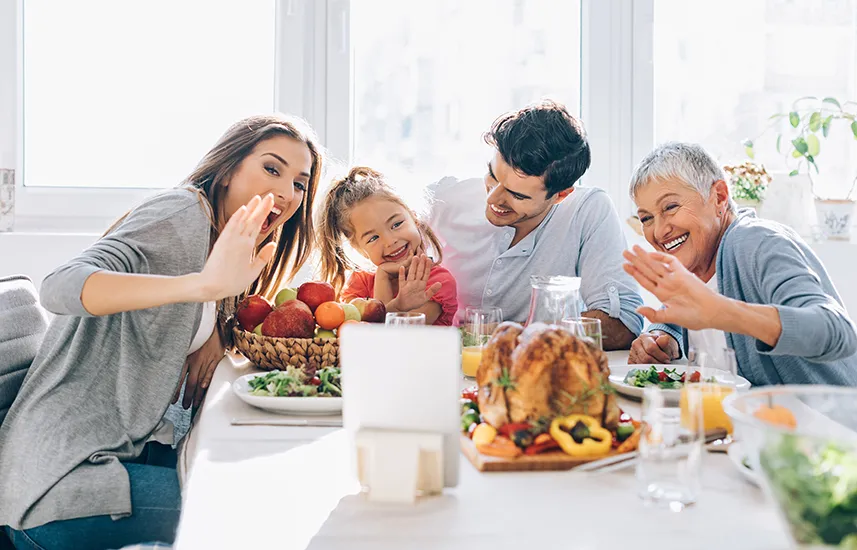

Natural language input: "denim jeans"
[4,443,181,550]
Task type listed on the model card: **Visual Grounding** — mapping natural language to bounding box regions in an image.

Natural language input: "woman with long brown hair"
[0,114,323,549]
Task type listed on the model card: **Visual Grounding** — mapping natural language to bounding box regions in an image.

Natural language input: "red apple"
[261,300,315,338]
[351,298,387,323]
[236,295,273,331]
[296,281,336,313]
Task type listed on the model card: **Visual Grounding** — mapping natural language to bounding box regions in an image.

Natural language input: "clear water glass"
[636,385,704,511]
[560,317,602,350]
[385,312,426,326]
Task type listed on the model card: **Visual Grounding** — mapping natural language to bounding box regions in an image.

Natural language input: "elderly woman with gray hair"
[623,142,857,386]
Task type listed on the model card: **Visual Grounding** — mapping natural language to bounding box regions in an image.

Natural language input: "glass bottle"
[524,275,582,326]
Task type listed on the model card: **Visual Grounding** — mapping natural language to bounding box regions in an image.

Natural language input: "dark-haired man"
[428,100,642,350]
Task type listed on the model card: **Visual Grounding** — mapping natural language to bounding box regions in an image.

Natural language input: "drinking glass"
[682,348,737,436]
[636,385,704,511]
[385,312,426,326]
[461,306,502,378]
[561,317,603,350]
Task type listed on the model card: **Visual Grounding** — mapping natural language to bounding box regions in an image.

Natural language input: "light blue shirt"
[427,177,643,336]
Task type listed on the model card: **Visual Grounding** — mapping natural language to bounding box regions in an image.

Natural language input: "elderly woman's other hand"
[629,331,680,364]
[623,245,726,330]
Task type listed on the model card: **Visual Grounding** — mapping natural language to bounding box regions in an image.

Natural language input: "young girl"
[318,166,457,326]
[0,114,323,549]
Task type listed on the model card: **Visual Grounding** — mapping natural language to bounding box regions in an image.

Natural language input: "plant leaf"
[741,138,753,148]
[809,112,822,132]
[776,134,782,153]
[823,97,841,109]
[792,149,803,158]
[852,120,857,139]
[745,146,755,159]
[789,112,800,128]
[807,156,820,174]
[806,134,820,156]
[792,137,808,155]
[823,115,833,137]
[789,169,799,177]
[769,113,786,120]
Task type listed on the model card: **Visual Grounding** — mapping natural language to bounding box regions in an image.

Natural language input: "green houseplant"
[744,97,857,240]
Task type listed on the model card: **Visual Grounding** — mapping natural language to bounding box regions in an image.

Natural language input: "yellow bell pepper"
[550,414,612,457]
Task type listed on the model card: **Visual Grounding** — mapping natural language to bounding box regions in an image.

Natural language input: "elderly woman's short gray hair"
[629,142,737,213]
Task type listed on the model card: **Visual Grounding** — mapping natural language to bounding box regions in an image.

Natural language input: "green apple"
[315,328,336,340]
[274,287,298,307]
[341,302,361,322]
[253,324,264,336]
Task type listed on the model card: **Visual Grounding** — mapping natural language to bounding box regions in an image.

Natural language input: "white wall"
[0,0,16,169]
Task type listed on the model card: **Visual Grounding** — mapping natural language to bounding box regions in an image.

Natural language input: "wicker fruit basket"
[233,328,339,371]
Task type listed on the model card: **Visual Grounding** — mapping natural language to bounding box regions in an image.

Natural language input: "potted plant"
[744,96,857,241]
[723,161,771,211]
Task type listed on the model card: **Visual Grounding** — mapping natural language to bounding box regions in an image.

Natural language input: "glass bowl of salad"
[723,386,857,549]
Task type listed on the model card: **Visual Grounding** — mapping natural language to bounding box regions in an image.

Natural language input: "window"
[350,0,582,184]
[22,0,276,189]
[653,0,857,199]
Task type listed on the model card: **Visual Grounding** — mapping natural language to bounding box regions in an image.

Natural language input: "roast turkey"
[477,322,619,429]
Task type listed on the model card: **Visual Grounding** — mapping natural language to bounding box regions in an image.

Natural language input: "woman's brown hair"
[317,166,443,294]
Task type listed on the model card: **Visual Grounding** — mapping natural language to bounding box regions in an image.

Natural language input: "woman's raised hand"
[197,194,277,301]
[622,245,725,331]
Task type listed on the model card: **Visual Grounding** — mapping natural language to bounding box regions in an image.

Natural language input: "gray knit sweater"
[0,189,208,529]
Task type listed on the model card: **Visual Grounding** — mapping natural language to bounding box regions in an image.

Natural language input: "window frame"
[4,0,654,233]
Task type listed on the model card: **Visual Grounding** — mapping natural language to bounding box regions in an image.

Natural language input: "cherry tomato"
[680,373,687,383]
[657,371,668,382]
[689,371,701,383]
[310,376,321,385]
[461,386,478,402]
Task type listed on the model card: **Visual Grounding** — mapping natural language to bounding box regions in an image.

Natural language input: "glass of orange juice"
[680,348,738,436]
[461,307,502,378]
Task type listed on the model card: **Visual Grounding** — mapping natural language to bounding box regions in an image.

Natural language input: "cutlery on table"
[574,428,729,474]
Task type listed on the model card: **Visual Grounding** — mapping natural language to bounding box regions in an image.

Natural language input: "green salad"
[760,434,857,548]
[247,366,342,398]
[623,365,700,389]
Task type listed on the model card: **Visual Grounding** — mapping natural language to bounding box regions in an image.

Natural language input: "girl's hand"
[622,245,726,331]
[377,242,426,279]
[197,194,277,301]
[392,254,442,312]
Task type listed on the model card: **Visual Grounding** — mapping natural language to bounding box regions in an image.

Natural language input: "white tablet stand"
[340,325,461,505]
[354,429,444,503]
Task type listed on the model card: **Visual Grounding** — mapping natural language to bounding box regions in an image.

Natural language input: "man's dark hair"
[483,100,591,197]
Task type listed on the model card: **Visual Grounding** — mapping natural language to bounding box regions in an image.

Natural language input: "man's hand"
[174,328,226,410]
[629,331,680,364]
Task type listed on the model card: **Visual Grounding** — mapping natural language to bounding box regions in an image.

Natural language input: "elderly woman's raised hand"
[622,245,725,331]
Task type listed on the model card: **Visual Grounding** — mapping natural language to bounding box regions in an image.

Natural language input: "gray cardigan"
[652,210,857,386]
[0,189,208,530]
[0,275,49,425]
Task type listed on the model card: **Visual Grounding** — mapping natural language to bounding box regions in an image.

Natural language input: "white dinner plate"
[727,441,761,487]
[232,373,343,415]
[608,364,751,402]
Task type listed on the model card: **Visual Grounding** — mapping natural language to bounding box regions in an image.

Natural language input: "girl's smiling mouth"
[383,243,410,262]
[261,205,283,233]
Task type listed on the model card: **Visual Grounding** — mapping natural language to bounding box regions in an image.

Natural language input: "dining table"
[173,350,791,550]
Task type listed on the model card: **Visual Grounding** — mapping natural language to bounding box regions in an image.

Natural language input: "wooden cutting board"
[460,435,628,472]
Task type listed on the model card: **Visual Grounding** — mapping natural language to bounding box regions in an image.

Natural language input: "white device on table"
[340,324,460,503]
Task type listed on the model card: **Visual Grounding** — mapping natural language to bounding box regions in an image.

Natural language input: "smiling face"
[348,196,423,268]
[222,135,312,245]
[483,151,571,230]
[634,178,732,279]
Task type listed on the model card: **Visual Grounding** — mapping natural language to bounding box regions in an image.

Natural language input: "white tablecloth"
[174,353,790,550]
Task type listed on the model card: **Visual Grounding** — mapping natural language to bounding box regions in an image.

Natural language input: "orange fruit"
[753,405,797,429]
[315,301,345,330]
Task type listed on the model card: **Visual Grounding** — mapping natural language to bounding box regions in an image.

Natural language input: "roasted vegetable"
[550,414,612,457]
[472,423,497,446]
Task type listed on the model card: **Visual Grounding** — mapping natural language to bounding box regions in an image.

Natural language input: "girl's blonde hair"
[317,166,443,294]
